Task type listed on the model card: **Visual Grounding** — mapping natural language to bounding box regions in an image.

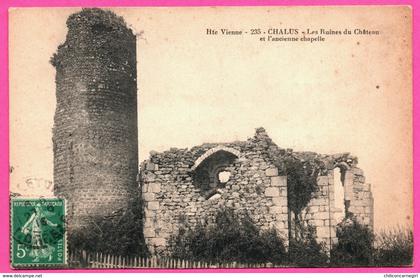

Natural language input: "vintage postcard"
[8,6,413,269]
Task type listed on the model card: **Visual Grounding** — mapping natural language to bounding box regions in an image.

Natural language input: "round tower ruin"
[51,9,138,229]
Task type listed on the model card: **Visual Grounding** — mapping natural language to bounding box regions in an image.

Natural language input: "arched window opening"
[192,148,239,197]
[333,167,345,223]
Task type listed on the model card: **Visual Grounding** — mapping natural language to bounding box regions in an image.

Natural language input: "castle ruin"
[51,9,374,255]
[51,9,138,230]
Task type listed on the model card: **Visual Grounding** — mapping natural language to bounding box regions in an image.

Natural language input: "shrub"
[374,227,413,266]
[68,198,148,257]
[330,217,374,266]
[275,156,320,217]
[288,225,329,267]
[167,208,287,264]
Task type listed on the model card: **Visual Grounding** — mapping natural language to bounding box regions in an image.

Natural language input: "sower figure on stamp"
[21,203,58,262]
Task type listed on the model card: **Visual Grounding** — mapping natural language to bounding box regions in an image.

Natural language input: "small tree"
[168,208,287,264]
[68,198,148,257]
[330,217,374,266]
[287,225,329,267]
[270,153,321,240]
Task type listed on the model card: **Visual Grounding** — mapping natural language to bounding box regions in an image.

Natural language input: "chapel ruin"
[141,127,374,254]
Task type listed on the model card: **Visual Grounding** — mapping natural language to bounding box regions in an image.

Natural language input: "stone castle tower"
[51,9,138,229]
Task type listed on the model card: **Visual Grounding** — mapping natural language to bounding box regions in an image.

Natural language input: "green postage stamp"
[11,198,67,267]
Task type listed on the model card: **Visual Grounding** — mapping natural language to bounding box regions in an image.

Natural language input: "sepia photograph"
[8,6,413,269]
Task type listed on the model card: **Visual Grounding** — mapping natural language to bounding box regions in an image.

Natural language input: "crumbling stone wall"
[141,128,374,254]
[51,9,138,229]
[293,153,374,249]
[141,128,289,253]
[347,167,374,228]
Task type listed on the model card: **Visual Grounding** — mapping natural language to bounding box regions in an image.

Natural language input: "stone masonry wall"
[51,9,138,230]
[141,128,289,254]
[141,128,374,254]
[347,167,374,228]
[297,154,374,249]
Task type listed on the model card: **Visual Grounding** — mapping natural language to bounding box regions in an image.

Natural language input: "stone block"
[143,192,155,201]
[270,206,282,214]
[274,222,287,230]
[319,198,329,206]
[312,219,324,226]
[144,209,156,218]
[232,184,240,191]
[148,201,160,210]
[146,162,156,171]
[276,213,288,221]
[265,187,280,197]
[351,206,364,214]
[352,168,364,176]
[316,226,331,238]
[157,231,170,239]
[309,197,320,208]
[144,227,156,238]
[208,193,221,201]
[265,168,278,177]
[148,182,161,193]
[143,219,153,228]
[271,176,286,187]
[313,211,330,220]
[272,197,286,206]
[280,188,287,196]
[145,172,156,182]
[149,237,166,247]
[309,205,320,213]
